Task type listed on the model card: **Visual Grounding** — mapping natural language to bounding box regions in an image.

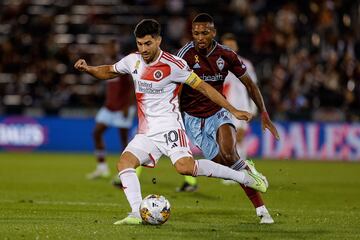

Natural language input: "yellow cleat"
[113,215,142,225]
[244,171,267,193]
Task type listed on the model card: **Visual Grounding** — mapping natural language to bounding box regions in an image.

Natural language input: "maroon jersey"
[177,41,247,117]
[105,74,135,111]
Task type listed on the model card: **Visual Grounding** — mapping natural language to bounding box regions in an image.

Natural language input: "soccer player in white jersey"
[221,33,258,175]
[74,19,267,225]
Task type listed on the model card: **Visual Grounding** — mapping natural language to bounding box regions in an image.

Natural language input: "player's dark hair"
[192,13,214,24]
[134,19,161,38]
[221,33,237,43]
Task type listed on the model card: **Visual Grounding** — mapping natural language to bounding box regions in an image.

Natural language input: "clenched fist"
[233,110,252,122]
[74,59,89,72]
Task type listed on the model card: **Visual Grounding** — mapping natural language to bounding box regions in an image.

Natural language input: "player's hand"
[261,112,280,140]
[74,59,89,72]
[233,110,253,122]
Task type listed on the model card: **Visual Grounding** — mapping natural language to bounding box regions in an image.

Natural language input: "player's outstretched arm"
[74,59,119,80]
[185,73,252,121]
[239,73,280,140]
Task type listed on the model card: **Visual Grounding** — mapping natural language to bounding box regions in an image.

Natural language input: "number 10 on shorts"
[163,129,188,148]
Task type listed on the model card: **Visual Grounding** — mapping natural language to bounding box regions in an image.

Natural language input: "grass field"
[0,152,359,240]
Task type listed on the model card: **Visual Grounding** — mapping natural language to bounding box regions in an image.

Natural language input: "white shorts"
[123,129,193,167]
[95,106,136,128]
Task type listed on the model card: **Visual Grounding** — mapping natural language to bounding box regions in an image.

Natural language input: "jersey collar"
[141,49,163,66]
[192,40,218,57]
[205,40,218,57]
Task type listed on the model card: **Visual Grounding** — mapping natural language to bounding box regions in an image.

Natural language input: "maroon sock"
[97,156,105,163]
[95,150,106,163]
[240,184,264,208]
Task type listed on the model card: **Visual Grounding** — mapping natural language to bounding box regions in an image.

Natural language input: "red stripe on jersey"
[164,52,185,67]
[163,55,185,69]
[142,154,156,168]
[162,53,185,69]
[178,129,184,147]
[169,84,181,122]
[162,54,183,69]
[182,130,188,147]
[136,93,147,134]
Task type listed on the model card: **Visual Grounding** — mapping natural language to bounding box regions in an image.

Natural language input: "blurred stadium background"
[1,0,359,159]
[1,1,360,239]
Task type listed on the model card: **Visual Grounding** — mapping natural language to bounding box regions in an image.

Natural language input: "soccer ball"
[139,194,171,225]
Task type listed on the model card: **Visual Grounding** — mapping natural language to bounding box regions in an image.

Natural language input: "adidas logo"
[171,143,178,149]
[193,63,201,69]
[132,69,138,74]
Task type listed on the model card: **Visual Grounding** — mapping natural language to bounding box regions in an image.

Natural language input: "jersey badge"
[193,55,201,69]
[193,63,201,69]
[153,70,163,80]
[133,60,140,74]
[216,57,224,71]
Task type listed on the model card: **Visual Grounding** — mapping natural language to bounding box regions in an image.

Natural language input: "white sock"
[119,168,142,216]
[193,159,254,185]
[256,205,269,216]
[97,162,108,171]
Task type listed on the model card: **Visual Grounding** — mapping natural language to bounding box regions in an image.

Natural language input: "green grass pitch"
[0,152,359,239]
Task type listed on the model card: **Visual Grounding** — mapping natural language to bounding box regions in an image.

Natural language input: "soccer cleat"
[243,170,267,193]
[221,179,237,185]
[256,206,274,224]
[246,160,269,188]
[86,168,110,180]
[176,182,198,192]
[113,213,142,225]
[259,212,274,224]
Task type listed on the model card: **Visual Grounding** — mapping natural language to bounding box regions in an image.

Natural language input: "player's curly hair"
[134,19,161,38]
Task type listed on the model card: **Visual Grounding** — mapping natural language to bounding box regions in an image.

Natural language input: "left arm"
[239,73,280,139]
[239,73,266,113]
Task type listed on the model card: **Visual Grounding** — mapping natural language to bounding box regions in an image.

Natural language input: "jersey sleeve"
[228,51,248,79]
[171,58,193,84]
[112,54,132,74]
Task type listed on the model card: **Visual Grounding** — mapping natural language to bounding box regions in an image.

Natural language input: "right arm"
[184,72,252,121]
[74,59,119,80]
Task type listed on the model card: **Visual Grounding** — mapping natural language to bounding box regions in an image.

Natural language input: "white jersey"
[223,57,257,115]
[113,50,192,135]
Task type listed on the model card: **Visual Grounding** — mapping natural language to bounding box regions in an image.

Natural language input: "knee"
[116,152,140,172]
[174,157,194,175]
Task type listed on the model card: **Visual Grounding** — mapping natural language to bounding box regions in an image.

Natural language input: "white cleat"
[259,212,274,224]
[86,168,110,180]
[256,206,274,224]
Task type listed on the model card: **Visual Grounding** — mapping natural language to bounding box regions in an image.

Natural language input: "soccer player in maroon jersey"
[177,13,279,224]
[87,74,137,179]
